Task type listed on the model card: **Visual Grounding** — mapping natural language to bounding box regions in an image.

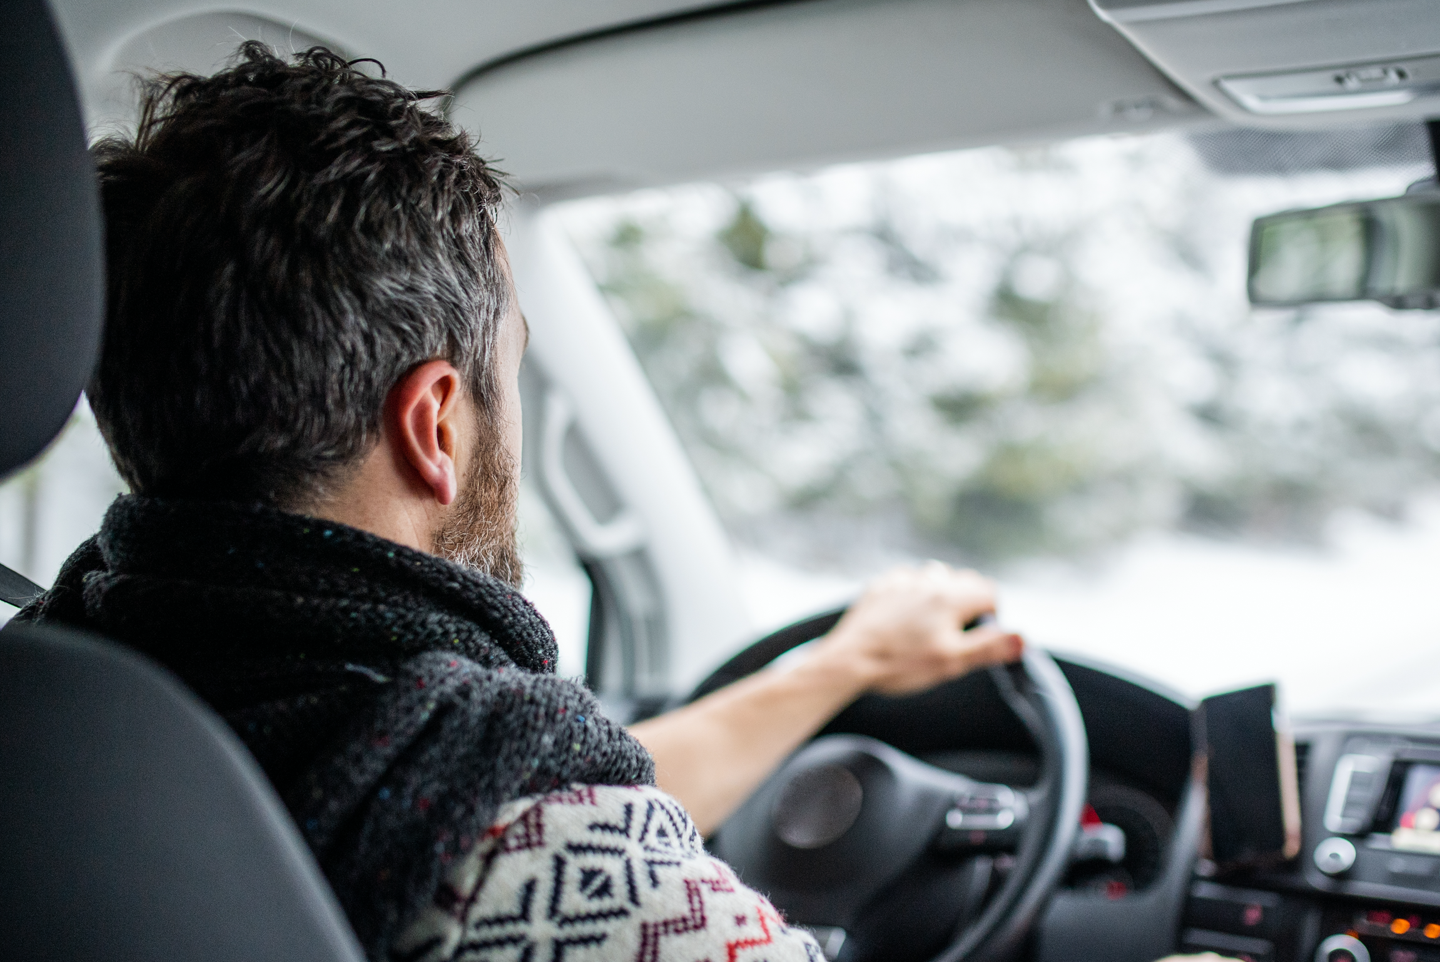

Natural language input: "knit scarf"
[16,495,656,959]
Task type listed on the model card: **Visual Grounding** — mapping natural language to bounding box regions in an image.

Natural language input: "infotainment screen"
[1392,764,1440,854]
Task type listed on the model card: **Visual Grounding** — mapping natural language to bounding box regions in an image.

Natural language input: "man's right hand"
[810,560,1023,696]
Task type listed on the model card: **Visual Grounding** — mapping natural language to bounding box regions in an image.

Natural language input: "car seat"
[0,3,366,960]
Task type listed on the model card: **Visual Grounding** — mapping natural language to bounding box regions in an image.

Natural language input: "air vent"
[1324,753,1388,834]
[1294,740,1310,793]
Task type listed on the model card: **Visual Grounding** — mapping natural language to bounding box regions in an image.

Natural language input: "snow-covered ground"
[734,502,1440,720]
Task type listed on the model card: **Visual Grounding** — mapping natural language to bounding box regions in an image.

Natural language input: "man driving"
[17,43,1020,961]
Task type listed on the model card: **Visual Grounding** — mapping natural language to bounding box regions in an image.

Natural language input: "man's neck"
[307,444,442,556]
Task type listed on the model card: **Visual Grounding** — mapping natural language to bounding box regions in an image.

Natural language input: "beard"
[432,426,524,588]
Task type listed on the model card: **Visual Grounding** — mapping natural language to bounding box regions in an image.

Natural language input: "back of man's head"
[90,42,508,508]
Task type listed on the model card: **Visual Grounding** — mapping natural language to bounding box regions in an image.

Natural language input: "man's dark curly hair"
[89,42,509,507]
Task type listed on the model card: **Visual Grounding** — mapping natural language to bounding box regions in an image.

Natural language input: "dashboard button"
[1182,927,1274,962]
[1187,882,1282,938]
[1316,837,1358,876]
[1387,854,1438,881]
[1387,947,1440,962]
[1317,935,1370,962]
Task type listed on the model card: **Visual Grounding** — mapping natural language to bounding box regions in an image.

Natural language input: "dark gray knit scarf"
[16,495,656,960]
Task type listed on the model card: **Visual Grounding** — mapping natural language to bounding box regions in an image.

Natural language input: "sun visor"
[1089,0,1440,126]
[451,0,1204,197]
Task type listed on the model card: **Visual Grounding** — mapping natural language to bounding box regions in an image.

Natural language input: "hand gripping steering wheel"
[689,608,1089,962]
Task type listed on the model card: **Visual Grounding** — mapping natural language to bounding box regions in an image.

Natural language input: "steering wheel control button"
[1316,934,1370,962]
[1315,836,1358,876]
[937,783,1028,851]
[771,763,863,849]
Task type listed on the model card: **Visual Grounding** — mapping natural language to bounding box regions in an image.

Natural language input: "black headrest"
[0,0,103,479]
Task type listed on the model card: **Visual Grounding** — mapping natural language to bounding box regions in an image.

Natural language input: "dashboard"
[812,654,1440,962]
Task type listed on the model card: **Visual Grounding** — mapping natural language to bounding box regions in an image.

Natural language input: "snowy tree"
[558,132,1440,569]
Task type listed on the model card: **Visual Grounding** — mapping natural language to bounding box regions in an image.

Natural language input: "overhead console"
[1088,0,1440,126]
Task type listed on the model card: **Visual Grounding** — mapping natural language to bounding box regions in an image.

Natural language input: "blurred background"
[554,123,1440,715]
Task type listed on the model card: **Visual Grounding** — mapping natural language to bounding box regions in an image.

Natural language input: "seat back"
[0,624,367,962]
[0,4,365,960]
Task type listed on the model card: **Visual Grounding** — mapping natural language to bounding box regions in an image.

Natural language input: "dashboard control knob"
[1316,934,1369,962]
[1314,836,1357,875]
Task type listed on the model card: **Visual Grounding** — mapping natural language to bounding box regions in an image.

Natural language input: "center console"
[1179,726,1440,962]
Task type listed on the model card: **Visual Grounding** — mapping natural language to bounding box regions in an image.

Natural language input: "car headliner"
[48,0,1440,198]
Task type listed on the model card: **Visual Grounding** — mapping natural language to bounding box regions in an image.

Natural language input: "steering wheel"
[690,608,1089,962]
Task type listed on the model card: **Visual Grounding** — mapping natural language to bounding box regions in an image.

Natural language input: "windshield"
[555,125,1440,720]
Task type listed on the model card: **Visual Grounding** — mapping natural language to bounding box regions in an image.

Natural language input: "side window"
[0,401,125,624]
[0,398,595,669]
[516,479,592,679]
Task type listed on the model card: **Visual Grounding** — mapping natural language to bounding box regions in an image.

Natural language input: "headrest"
[0,0,103,479]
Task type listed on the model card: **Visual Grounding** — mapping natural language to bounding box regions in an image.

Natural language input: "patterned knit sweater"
[394,785,821,962]
[17,496,819,961]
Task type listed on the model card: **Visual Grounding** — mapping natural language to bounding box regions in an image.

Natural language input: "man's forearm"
[629,564,1020,834]
[628,644,871,835]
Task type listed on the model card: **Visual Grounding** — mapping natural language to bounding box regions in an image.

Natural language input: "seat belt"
[0,562,43,608]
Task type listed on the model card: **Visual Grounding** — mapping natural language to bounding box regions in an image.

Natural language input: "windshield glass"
[555,125,1440,719]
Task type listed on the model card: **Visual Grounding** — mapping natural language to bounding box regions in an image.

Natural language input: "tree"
[559,134,1440,569]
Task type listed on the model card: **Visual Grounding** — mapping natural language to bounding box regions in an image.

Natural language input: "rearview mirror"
[1248,192,1440,309]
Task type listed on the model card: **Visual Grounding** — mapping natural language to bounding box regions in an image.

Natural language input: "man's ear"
[387,360,467,506]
